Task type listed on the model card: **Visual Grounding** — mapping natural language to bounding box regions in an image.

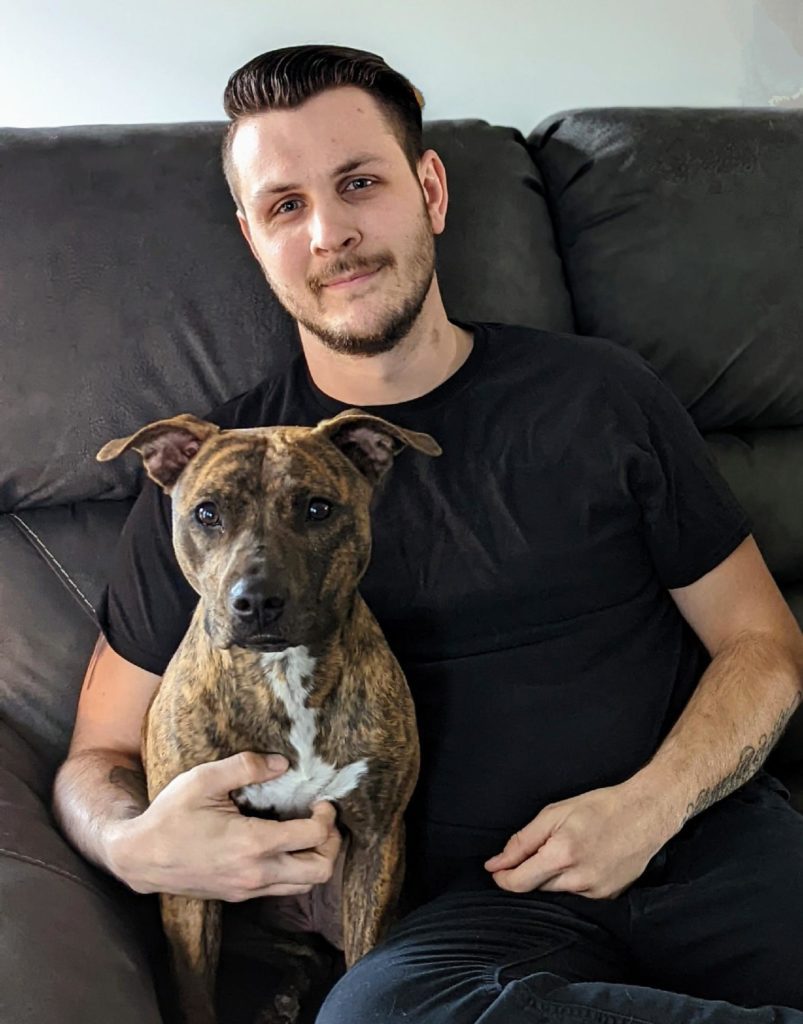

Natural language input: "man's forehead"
[230,92,400,193]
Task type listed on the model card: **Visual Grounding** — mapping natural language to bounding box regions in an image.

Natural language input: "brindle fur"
[98,411,439,1024]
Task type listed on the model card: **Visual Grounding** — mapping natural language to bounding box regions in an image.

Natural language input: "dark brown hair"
[221,44,426,212]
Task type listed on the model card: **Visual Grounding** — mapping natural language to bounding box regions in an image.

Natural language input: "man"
[53,44,803,1024]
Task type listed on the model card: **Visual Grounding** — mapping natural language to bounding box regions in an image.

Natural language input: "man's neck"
[299,315,474,407]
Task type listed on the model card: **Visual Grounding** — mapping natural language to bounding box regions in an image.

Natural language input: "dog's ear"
[96,413,220,492]
[315,408,441,486]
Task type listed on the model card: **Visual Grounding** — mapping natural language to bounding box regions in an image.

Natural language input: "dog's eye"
[195,502,221,528]
[307,499,332,522]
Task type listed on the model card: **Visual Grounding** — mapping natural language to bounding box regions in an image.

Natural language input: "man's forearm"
[629,631,803,842]
[52,748,148,877]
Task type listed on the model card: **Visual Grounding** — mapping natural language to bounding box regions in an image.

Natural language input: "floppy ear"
[314,408,441,486]
[96,413,220,492]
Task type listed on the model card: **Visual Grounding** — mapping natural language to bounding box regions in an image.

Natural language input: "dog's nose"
[228,577,286,628]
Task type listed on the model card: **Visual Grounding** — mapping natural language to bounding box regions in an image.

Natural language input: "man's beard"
[261,213,436,358]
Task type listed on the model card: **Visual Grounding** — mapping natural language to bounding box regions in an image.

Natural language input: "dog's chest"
[231,646,368,820]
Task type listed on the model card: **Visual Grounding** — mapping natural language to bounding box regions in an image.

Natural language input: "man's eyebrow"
[250,154,389,202]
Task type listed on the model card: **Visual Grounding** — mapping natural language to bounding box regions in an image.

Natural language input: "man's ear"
[96,413,220,492]
[314,408,441,487]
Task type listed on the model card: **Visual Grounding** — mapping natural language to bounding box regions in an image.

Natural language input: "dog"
[97,408,441,1024]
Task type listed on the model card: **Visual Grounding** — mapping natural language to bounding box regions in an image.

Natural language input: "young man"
[53,44,803,1024]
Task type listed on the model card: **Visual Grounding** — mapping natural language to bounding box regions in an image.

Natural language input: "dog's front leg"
[340,817,406,967]
[160,892,222,1024]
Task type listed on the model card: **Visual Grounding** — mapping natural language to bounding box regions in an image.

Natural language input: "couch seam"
[0,845,113,903]
[8,513,97,619]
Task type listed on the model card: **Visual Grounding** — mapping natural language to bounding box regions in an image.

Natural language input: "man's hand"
[107,751,342,902]
[484,779,675,900]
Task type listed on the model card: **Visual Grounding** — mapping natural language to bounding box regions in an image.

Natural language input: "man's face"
[231,85,445,356]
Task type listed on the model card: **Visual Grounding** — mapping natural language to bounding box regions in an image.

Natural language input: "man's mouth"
[323,267,381,290]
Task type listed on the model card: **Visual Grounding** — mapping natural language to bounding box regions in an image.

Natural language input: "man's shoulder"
[477,320,659,389]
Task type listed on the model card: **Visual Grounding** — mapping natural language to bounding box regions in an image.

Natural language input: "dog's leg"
[161,893,221,1024]
[340,817,406,967]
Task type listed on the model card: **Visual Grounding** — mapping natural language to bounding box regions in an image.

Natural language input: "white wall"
[1,0,800,131]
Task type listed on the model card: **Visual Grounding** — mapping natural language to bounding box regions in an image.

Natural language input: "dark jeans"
[314,771,803,1023]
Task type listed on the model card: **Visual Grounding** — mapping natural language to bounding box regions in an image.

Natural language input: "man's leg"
[628,770,803,1010]
[317,825,803,1024]
[316,886,636,1024]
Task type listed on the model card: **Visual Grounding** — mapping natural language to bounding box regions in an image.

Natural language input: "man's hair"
[221,44,426,213]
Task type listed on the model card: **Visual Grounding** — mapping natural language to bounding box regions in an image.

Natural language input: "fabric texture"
[97,318,751,901]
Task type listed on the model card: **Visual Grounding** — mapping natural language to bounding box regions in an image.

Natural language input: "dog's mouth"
[234,633,293,653]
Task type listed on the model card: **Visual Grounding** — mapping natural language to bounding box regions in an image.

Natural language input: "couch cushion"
[0,120,572,512]
[709,429,803,585]
[528,108,803,433]
[0,508,121,764]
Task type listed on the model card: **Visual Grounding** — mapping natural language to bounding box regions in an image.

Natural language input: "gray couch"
[1,107,802,1023]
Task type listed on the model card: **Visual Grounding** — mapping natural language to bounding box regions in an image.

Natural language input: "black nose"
[228,577,285,628]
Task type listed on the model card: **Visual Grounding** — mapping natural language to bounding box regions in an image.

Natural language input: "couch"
[1,106,801,1023]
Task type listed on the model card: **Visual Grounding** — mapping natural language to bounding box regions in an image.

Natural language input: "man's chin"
[304,312,417,357]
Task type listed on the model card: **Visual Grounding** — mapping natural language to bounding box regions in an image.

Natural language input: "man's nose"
[228,575,286,628]
[308,196,361,256]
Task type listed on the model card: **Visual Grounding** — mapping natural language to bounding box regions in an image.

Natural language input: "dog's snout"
[229,576,286,628]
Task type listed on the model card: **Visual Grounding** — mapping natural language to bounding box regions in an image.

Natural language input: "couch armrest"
[0,717,169,1024]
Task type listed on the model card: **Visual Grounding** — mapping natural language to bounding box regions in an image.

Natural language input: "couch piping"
[8,514,96,620]
[0,845,113,903]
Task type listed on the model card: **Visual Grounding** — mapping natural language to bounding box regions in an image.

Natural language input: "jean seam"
[508,983,653,1023]
[527,987,655,1024]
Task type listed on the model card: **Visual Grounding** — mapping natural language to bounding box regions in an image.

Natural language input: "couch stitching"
[0,845,112,902]
[8,513,96,616]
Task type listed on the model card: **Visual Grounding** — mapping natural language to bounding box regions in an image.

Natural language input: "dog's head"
[97,410,441,653]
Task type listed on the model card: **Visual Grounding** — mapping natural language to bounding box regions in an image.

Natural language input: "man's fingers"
[247,801,339,856]
[490,835,571,892]
[492,854,566,893]
[310,800,338,832]
[485,813,554,871]
[255,883,314,897]
[189,751,289,799]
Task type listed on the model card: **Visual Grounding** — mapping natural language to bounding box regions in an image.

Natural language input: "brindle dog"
[97,409,441,1024]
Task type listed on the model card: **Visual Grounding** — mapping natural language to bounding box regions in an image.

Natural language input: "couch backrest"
[1,110,801,780]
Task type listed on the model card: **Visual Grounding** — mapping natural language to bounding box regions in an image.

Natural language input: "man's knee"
[315,946,497,1024]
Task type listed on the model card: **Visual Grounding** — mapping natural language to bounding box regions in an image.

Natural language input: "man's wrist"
[620,763,687,847]
[105,816,154,894]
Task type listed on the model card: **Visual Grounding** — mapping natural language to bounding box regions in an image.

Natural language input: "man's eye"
[275,179,374,216]
[307,499,332,522]
[345,177,374,191]
[195,502,221,527]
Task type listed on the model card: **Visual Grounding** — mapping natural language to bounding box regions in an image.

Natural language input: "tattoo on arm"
[109,765,148,814]
[682,690,802,825]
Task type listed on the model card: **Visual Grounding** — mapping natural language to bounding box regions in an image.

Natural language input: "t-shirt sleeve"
[628,363,752,590]
[96,477,198,674]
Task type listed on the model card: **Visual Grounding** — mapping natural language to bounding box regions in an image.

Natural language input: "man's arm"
[53,633,341,901]
[52,634,160,874]
[485,534,803,898]
[628,533,803,837]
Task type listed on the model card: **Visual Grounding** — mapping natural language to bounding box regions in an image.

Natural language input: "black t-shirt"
[97,320,751,900]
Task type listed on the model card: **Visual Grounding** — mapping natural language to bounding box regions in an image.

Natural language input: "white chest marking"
[234,645,368,820]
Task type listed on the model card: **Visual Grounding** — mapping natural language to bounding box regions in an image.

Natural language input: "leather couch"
[1,107,801,1023]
